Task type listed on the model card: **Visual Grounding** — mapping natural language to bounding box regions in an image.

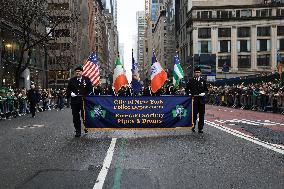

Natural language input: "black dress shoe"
[84,129,88,133]
[198,130,203,133]
[192,129,195,132]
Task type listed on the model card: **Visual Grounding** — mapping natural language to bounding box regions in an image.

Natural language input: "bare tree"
[0,0,62,87]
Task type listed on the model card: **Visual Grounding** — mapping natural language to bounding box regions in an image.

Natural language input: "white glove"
[199,93,205,96]
[71,92,77,97]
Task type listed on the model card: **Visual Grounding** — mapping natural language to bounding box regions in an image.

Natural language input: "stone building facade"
[177,0,284,78]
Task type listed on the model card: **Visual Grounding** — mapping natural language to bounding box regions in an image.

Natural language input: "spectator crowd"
[207,79,284,114]
[0,88,68,120]
[1,75,283,120]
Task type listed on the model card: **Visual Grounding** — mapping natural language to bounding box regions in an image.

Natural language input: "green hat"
[74,64,84,71]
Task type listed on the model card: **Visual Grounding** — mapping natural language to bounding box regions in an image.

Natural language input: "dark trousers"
[193,97,205,131]
[30,102,36,117]
[71,102,84,133]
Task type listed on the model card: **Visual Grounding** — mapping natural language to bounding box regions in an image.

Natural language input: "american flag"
[82,52,100,86]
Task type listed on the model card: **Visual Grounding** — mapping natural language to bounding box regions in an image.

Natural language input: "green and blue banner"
[84,96,193,129]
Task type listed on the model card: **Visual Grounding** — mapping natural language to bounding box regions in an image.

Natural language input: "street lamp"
[5,44,12,48]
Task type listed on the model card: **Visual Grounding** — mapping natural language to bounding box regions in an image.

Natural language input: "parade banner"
[84,96,193,129]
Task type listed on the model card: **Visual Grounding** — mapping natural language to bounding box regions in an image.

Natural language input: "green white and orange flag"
[113,56,129,93]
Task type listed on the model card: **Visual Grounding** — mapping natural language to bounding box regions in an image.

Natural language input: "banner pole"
[192,96,194,129]
[83,97,88,132]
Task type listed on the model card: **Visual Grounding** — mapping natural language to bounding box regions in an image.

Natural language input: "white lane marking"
[225,119,280,126]
[205,120,284,155]
[215,120,225,124]
[93,138,117,189]
[33,124,45,127]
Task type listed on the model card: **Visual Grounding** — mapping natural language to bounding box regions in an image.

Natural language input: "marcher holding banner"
[66,66,93,137]
[186,67,208,133]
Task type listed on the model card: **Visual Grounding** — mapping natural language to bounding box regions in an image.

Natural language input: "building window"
[48,3,69,10]
[238,27,250,38]
[257,39,270,51]
[198,28,211,39]
[54,29,70,37]
[238,55,251,68]
[236,10,252,18]
[278,39,284,51]
[217,10,233,19]
[238,40,251,52]
[257,27,270,36]
[218,56,231,68]
[276,9,284,16]
[197,11,212,19]
[256,9,272,17]
[257,55,270,66]
[218,28,231,38]
[198,41,212,53]
[278,26,284,36]
[218,40,231,53]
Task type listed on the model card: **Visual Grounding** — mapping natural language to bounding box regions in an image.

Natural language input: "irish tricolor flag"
[113,56,128,93]
[150,53,167,93]
[173,55,184,88]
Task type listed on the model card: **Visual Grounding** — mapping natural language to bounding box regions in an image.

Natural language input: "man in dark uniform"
[27,82,40,118]
[66,66,93,137]
[186,67,208,133]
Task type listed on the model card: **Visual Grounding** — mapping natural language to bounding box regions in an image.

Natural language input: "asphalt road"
[0,107,283,189]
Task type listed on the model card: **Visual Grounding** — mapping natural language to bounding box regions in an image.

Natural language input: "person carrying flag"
[66,53,97,137]
[113,54,129,95]
[150,52,167,95]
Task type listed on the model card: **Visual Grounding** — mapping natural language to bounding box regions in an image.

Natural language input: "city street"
[0,106,283,189]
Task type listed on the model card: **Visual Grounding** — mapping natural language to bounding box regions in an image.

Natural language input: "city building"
[165,0,178,77]
[143,0,166,81]
[144,0,177,81]
[101,0,117,26]
[136,11,146,74]
[177,0,284,79]
[105,10,119,80]
[153,11,167,68]
[119,43,125,68]
[47,0,80,88]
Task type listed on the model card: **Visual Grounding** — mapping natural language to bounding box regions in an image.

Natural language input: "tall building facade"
[101,0,117,26]
[144,0,177,81]
[47,0,80,88]
[136,11,146,74]
[143,0,166,81]
[105,10,119,78]
[177,0,284,79]
[119,43,125,68]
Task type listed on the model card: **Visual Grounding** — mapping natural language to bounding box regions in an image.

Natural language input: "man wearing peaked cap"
[66,65,93,137]
[186,66,208,133]
[74,66,83,72]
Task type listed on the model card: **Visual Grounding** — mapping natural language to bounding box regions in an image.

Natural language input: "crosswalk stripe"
[205,120,284,155]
